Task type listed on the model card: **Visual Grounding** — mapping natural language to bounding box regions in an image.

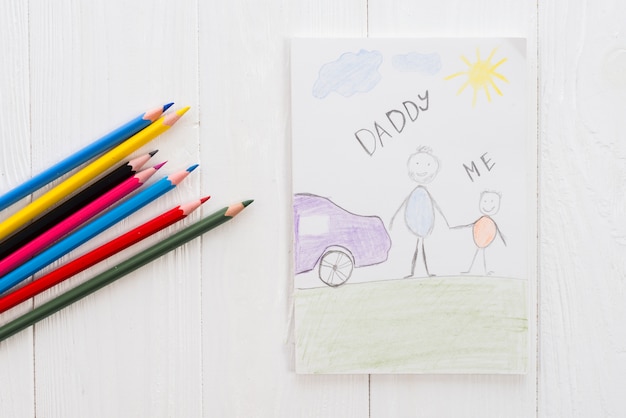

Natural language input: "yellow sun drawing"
[445,48,508,106]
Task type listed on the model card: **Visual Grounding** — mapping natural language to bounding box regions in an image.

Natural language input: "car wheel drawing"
[318,247,354,287]
[294,193,391,287]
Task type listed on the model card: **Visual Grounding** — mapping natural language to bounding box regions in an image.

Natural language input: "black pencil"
[0,151,157,258]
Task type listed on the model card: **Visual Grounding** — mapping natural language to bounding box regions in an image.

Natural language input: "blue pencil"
[0,164,197,295]
[0,103,174,212]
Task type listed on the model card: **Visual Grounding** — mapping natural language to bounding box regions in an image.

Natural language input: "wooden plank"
[28,0,201,416]
[367,0,538,416]
[0,1,35,417]
[197,0,371,416]
[539,1,626,416]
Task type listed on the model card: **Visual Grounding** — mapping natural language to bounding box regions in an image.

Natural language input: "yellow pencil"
[0,106,190,242]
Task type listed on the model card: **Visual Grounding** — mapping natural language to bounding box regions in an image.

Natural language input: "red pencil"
[0,196,210,314]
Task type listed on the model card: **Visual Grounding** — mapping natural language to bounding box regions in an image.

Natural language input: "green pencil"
[0,200,253,343]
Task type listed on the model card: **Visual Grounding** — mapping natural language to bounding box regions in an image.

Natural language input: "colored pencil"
[0,163,164,277]
[0,106,190,242]
[0,200,252,342]
[0,165,197,294]
[0,103,172,212]
[0,196,210,313]
[0,151,158,260]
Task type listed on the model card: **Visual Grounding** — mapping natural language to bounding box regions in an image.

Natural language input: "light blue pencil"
[0,164,198,295]
[0,103,174,212]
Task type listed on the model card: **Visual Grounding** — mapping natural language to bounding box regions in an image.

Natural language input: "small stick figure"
[455,191,506,275]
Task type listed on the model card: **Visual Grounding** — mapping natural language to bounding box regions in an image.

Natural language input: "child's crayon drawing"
[291,38,534,374]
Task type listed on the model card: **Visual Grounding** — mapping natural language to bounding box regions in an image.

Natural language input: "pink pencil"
[0,162,165,277]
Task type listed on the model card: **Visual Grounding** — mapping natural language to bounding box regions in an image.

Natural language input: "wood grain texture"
[26,0,201,417]
[198,0,370,416]
[539,0,626,416]
[0,2,35,417]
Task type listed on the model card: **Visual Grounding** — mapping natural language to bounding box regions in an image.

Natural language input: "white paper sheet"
[291,38,533,374]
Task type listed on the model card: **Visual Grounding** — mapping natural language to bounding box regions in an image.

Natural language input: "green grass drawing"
[295,276,528,374]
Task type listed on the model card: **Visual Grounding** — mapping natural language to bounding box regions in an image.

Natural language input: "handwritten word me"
[354,90,429,156]
[463,152,496,182]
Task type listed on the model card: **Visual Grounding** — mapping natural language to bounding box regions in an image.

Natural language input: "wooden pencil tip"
[163,102,174,112]
[186,164,199,173]
[144,105,167,122]
[225,200,251,217]
[167,168,192,186]
[153,161,167,170]
[162,106,189,126]
[180,196,209,215]
[149,150,159,157]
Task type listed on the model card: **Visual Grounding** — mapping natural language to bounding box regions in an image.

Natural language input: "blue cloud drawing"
[392,52,441,75]
[312,50,383,99]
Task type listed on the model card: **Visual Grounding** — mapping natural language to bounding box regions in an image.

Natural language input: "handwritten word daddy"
[354,90,429,156]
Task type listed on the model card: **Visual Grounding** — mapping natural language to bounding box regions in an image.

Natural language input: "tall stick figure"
[390,146,449,277]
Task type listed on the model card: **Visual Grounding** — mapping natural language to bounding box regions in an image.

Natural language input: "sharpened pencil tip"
[180,195,210,215]
[144,105,167,122]
[225,200,252,217]
[149,150,159,157]
[163,102,174,112]
[176,106,191,116]
[153,161,167,170]
[162,106,189,127]
[186,164,199,173]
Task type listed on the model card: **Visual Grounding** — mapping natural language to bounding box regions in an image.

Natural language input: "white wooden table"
[0,0,622,416]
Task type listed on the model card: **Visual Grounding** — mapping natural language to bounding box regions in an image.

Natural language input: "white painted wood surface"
[0,0,620,416]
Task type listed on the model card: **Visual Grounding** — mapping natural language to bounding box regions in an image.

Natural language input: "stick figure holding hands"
[390,146,449,277]
[455,190,506,275]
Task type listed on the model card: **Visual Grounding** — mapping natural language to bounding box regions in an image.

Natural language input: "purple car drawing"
[294,193,392,287]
